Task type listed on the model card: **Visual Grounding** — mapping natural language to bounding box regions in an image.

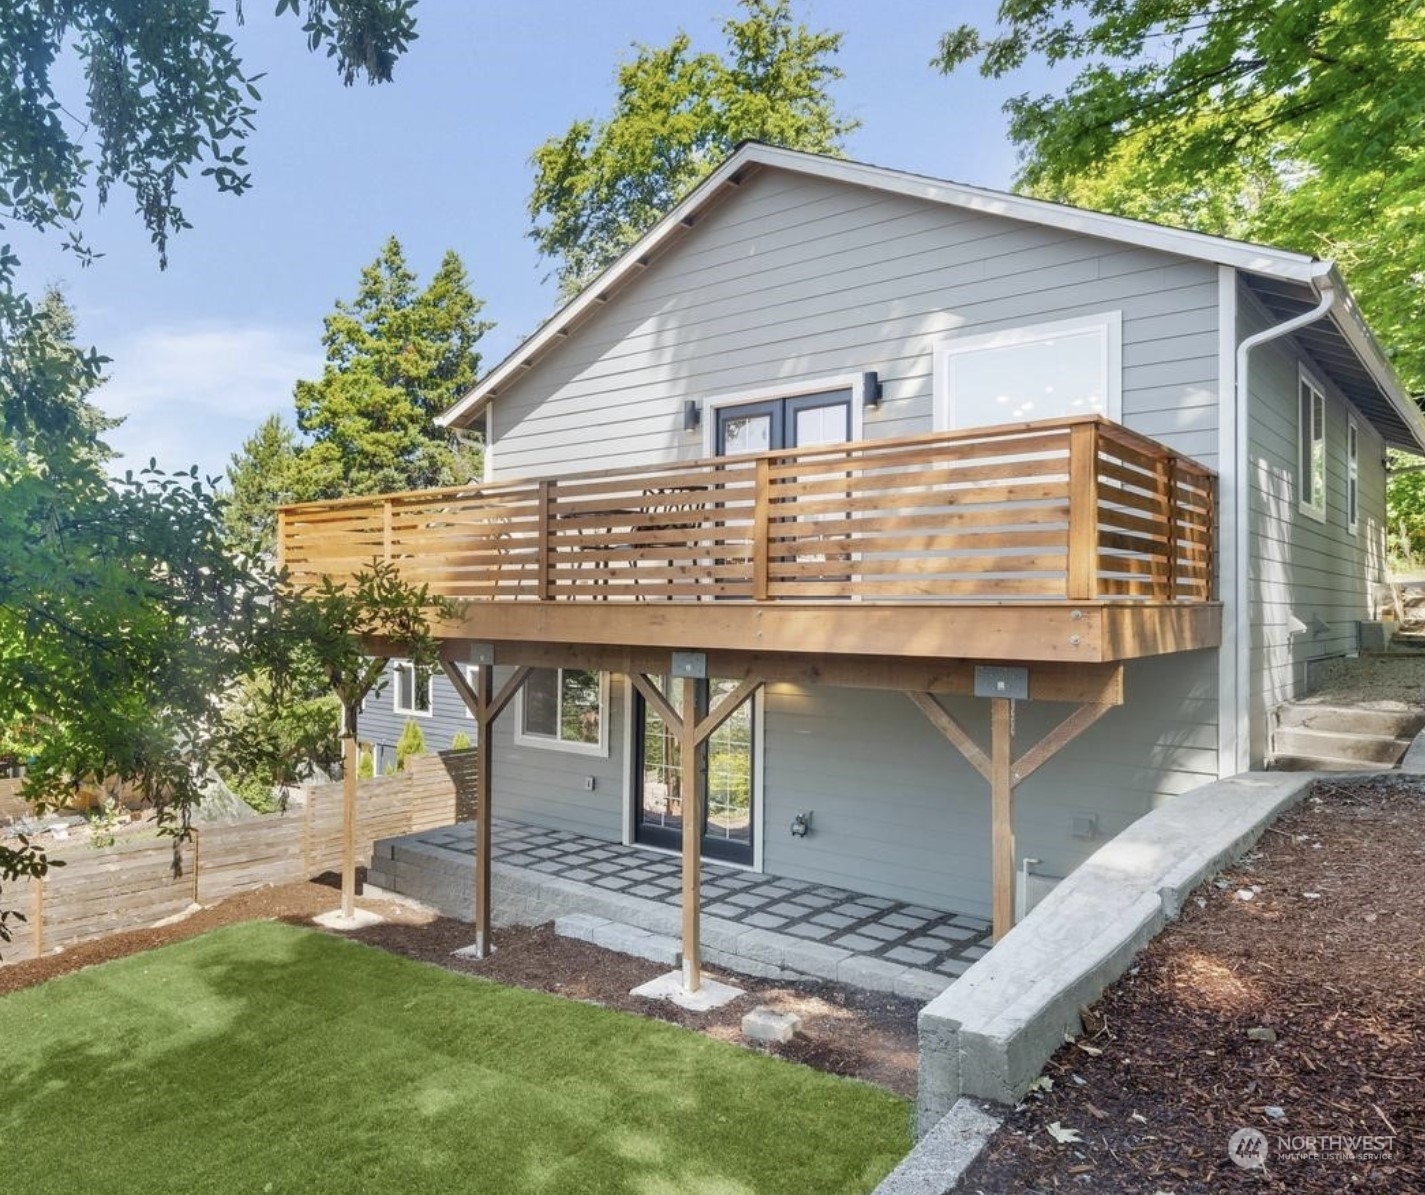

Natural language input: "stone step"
[1274,702,1425,738]
[1272,726,1411,766]
[1269,754,1396,773]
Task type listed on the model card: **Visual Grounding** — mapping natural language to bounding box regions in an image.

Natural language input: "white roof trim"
[440,142,1387,429]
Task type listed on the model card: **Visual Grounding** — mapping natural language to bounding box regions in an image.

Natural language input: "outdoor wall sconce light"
[683,399,702,431]
[862,370,882,408]
[790,811,813,838]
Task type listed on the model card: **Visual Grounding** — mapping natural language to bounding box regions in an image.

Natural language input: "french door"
[633,677,756,865]
[714,388,852,455]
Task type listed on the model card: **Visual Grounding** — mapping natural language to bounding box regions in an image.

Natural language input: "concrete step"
[1269,754,1396,773]
[1275,702,1425,738]
[1272,726,1411,766]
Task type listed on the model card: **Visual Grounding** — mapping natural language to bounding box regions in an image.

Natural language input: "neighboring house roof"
[441,142,1425,453]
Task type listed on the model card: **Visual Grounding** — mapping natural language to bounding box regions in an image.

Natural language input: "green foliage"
[357,748,375,780]
[1386,451,1425,565]
[449,730,471,751]
[935,0,1425,392]
[211,664,342,806]
[395,718,425,769]
[529,0,856,295]
[270,558,455,759]
[222,414,300,558]
[86,796,126,849]
[0,0,416,272]
[292,237,491,499]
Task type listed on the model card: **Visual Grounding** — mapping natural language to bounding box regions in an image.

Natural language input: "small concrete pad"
[631,970,744,1012]
[742,1005,802,1044]
[450,942,491,960]
[313,907,385,931]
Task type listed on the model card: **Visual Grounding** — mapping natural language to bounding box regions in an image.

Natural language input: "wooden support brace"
[906,692,991,782]
[693,676,763,746]
[629,673,681,739]
[1012,702,1116,784]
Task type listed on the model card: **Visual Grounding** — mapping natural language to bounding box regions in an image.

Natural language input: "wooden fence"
[0,749,476,965]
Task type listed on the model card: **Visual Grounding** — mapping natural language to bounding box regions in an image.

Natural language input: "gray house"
[300,143,1423,980]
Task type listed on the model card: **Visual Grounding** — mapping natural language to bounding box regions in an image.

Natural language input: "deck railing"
[278,416,1215,605]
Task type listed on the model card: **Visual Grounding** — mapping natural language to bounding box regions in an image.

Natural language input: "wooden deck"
[279,415,1219,664]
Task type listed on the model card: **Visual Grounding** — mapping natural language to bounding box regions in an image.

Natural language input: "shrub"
[450,731,471,750]
[396,719,426,770]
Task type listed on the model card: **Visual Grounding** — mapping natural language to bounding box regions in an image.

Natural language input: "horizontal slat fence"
[281,415,1216,605]
[0,750,474,965]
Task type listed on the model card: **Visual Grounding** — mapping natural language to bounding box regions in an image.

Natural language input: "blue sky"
[15,1,1062,481]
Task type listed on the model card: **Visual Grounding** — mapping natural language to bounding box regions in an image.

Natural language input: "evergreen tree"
[223,413,300,557]
[293,238,491,499]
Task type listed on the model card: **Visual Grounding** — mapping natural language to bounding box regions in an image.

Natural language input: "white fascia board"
[439,143,1344,430]
[1321,265,1425,453]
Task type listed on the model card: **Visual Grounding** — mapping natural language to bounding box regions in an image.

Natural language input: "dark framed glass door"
[633,677,755,865]
[714,389,851,455]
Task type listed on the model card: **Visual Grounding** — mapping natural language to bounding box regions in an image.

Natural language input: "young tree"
[935,0,1425,391]
[529,0,857,296]
[277,560,453,917]
[293,238,492,499]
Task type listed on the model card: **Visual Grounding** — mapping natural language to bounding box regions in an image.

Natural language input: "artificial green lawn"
[0,921,910,1194]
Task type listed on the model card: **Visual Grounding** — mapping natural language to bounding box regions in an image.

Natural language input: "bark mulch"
[961,774,1425,1193]
[0,868,921,1097]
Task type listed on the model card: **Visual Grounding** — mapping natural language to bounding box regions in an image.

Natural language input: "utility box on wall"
[1359,620,1393,654]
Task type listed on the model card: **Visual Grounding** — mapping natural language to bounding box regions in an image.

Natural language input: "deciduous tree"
[529,0,856,295]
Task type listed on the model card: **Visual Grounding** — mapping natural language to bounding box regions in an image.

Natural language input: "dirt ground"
[960,774,1425,1193]
[0,869,922,1097]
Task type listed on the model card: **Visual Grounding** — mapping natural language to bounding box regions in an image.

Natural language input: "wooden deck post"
[441,657,532,958]
[680,675,704,992]
[1161,455,1180,601]
[990,697,1014,942]
[908,678,1121,945]
[340,722,359,919]
[1066,421,1100,600]
[752,457,771,601]
[473,661,495,956]
[537,480,555,601]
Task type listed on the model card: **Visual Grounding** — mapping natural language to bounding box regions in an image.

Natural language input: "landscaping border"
[916,770,1317,1134]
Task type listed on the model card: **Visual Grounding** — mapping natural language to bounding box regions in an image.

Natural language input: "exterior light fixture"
[683,400,702,431]
[862,371,882,408]
[790,811,813,838]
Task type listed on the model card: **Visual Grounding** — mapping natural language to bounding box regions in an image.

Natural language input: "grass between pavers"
[0,921,909,1194]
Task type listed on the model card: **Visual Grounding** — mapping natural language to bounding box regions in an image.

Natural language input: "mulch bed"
[961,775,1425,1193]
[0,868,921,1097]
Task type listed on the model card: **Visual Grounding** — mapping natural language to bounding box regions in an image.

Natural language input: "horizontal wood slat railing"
[279,415,1216,605]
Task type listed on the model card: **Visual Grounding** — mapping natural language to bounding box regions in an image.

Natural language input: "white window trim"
[1298,366,1327,523]
[391,659,434,718]
[1346,416,1360,535]
[620,677,765,873]
[514,668,610,757]
[462,664,479,718]
[931,310,1123,431]
[700,372,868,457]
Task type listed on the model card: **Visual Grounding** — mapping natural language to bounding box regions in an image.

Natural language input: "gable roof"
[441,142,1424,453]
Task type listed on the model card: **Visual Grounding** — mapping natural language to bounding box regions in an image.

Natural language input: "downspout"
[1230,261,1336,772]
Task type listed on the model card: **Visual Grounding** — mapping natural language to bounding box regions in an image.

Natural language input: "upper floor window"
[1347,417,1360,535]
[932,311,1122,431]
[515,668,607,756]
[1299,371,1327,522]
[392,660,433,717]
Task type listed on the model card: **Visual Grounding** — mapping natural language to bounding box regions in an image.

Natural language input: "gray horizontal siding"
[759,653,1219,918]
[1241,281,1389,762]
[488,169,1220,479]
[359,663,475,771]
